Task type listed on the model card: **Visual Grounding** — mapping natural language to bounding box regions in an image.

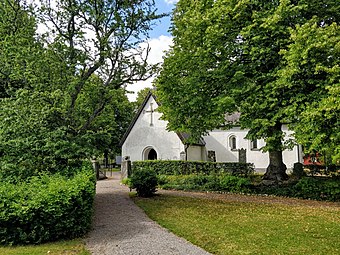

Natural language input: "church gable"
[120,92,185,162]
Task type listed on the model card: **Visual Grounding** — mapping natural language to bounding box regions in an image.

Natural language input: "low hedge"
[133,160,254,177]
[158,174,251,193]
[253,177,340,202]
[0,164,96,245]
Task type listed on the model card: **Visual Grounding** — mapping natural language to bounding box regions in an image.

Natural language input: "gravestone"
[208,150,216,162]
[180,151,186,161]
[238,148,247,163]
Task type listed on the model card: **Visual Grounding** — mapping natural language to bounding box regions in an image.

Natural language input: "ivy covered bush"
[0,164,96,245]
[133,160,254,177]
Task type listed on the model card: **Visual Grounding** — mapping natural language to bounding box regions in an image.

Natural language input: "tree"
[0,0,39,98]
[279,19,340,163]
[156,0,339,181]
[133,87,154,111]
[0,0,162,177]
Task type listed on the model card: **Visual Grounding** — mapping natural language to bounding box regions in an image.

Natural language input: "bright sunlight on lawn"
[133,194,340,255]
[0,239,90,255]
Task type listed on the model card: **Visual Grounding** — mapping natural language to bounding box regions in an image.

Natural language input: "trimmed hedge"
[293,177,340,201]
[133,160,254,177]
[158,174,251,193]
[253,177,340,202]
[0,164,96,245]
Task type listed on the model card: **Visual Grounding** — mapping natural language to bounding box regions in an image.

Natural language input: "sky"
[126,0,178,101]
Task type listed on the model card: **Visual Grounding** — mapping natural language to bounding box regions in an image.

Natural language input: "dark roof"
[119,91,206,147]
[176,132,206,146]
[225,112,241,123]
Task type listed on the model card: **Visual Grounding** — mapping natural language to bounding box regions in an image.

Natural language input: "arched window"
[229,135,237,150]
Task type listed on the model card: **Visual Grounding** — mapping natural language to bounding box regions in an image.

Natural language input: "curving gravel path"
[85,172,211,255]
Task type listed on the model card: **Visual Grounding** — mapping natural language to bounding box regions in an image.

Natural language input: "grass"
[133,194,340,255]
[0,239,90,255]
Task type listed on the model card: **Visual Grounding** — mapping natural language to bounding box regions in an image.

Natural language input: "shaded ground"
[85,172,211,255]
[158,189,340,208]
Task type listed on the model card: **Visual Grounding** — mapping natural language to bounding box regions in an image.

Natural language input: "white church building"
[120,92,303,172]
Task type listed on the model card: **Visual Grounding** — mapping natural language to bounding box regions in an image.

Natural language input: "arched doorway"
[143,147,158,160]
[148,149,157,160]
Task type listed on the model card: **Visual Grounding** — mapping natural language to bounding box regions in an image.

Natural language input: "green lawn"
[0,239,90,255]
[133,194,340,255]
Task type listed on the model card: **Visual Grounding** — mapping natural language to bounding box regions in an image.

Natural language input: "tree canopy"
[0,0,161,178]
[156,0,340,180]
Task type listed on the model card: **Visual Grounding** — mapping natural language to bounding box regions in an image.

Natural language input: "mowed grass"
[0,239,90,255]
[133,195,340,255]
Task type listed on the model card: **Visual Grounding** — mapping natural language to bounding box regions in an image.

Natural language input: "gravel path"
[85,172,211,255]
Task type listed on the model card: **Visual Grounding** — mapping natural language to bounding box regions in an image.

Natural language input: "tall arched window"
[229,135,237,150]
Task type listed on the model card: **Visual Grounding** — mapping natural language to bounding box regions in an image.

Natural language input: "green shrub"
[130,167,158,197]
[133,160,254,177]
[121,178,131,186]
[0,164,96,245]
[158,174,251,193]
[293,177,340,201]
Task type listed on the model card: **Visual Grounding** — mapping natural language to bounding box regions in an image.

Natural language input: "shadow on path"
[85,172,211,255]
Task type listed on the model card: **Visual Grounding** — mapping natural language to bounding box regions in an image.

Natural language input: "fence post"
[121,156,131,179]
[91,158,100,180]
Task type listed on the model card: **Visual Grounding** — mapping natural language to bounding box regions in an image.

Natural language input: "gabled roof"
[119,91,206,147]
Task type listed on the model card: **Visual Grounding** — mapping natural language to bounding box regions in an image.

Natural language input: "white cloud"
[164,0,179,4]
[126,35,173,101]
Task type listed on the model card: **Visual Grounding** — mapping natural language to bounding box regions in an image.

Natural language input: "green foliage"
[279,19,340,162]
[293,177,340,202]
[130,167,158,197]
[0,164,96,245]
[0,0,161,175]
[156,0,340,179]
[159,174,251,193]
[133,160,254,177]
[254,177,340,202]
[121,177,131,186]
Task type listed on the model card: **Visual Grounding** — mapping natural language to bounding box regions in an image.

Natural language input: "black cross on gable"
[143,102,154,126]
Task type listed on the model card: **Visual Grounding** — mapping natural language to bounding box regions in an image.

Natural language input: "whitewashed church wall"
[121,96,184,162]
[205,126,301,171]
[282,125,302,171]
[187,145,207,161]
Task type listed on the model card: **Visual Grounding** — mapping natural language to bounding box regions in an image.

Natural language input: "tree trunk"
[263,150,288,181]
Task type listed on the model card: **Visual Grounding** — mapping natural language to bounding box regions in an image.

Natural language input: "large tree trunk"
[263,150,288,181]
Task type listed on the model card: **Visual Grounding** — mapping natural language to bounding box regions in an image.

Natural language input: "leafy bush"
[0,164,96,245]
[293,177,340,201]
[130,167,158,197]
[133,160,254,177]
[121,177,131,186]
[159,174,251,193]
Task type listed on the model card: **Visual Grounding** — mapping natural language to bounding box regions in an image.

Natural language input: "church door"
[148,149,157,160]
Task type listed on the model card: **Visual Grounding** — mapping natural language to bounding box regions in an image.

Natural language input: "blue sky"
[149,0,177,38]
[127,0,179,101]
